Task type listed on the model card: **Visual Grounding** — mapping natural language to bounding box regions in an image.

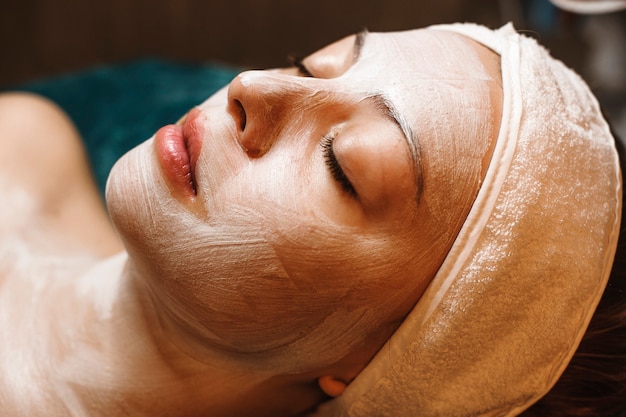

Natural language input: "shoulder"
[0,92,122,257]
[0,92,88,208]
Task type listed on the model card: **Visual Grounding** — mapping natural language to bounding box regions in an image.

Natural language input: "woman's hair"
[522,123,626,417]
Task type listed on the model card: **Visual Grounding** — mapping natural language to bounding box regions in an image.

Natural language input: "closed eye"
[287,55,314,77]
[321,135,356,197]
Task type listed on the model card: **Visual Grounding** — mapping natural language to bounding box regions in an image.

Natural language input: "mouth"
[155,108,203,199]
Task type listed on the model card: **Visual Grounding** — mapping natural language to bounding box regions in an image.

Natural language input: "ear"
[318,375,348,397]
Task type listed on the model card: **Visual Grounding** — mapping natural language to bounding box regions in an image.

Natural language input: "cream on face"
[106,28,502,372]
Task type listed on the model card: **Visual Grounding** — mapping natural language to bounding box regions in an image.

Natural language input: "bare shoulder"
[0,92,91,204]
[0,92,122,257]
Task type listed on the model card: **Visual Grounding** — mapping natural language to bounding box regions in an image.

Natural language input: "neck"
[3,253,324,416]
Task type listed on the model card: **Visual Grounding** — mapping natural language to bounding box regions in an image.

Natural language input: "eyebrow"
[353,29,367,63]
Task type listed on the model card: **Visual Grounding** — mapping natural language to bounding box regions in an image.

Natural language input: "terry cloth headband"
[316,23,622,416]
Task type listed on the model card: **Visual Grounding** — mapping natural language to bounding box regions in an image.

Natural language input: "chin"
[105,138,165,249]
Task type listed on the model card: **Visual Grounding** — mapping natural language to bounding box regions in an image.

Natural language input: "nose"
[227,70,320,157]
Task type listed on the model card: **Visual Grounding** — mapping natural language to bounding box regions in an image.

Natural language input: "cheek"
[203,151,315,218]
[260,216,433,355]
[218,152,369,228]
[110,178,345,357]
[146,217,384,359]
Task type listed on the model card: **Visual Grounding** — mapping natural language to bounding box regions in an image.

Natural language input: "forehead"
[361,29,495,76]
[352,29,499,123]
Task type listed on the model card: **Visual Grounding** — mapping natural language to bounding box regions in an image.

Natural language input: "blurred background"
[3,0,502,85]
[2,0,623,85]
[0,0,624,189]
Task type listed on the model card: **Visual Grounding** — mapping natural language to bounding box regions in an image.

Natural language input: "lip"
[155,108,203,199]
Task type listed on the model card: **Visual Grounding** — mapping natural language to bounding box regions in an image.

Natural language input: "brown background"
[0,0,586,87]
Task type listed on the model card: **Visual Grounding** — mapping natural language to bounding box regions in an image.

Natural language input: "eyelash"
[287,55,314,77]
[321,135,356,197]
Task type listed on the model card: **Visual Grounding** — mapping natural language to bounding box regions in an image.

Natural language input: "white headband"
[316,23,622,416]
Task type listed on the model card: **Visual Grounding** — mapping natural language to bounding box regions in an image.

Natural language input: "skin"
[0,28,502,417]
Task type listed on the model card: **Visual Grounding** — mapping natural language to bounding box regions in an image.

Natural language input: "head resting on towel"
[316,22,622,417]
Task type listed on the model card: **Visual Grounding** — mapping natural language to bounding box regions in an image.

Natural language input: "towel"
[317,23,622,417]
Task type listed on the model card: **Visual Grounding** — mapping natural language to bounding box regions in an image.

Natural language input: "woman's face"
[106,28,502,371]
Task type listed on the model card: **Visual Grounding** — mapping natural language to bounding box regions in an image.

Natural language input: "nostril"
[234,99,246,132]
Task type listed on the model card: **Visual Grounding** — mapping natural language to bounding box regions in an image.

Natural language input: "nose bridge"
[236,70,318,99]
[227,70,332,157]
